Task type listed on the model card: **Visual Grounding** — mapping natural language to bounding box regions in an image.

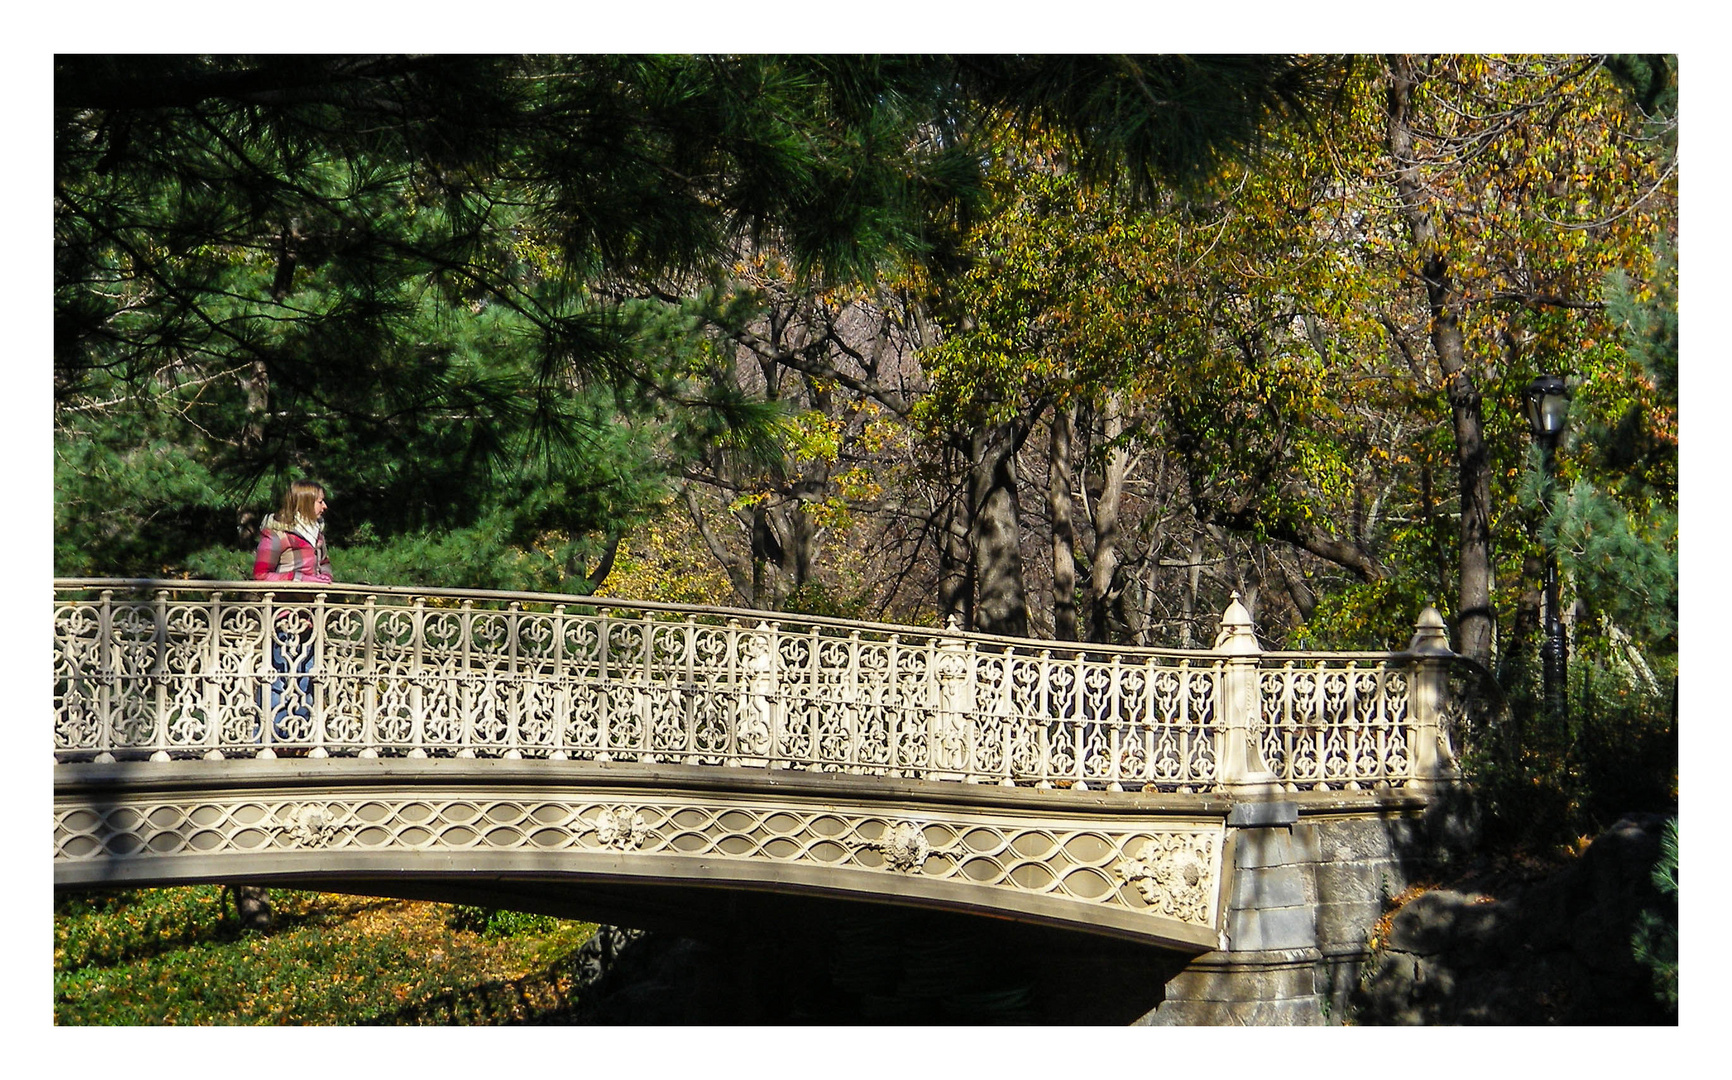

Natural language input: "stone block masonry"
[1141,793,1473,1025]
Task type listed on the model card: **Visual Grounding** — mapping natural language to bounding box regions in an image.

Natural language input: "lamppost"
[1525,374,1570,718]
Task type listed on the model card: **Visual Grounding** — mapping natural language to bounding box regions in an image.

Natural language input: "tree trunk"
[584,530,623,593]
[937,442,973,629]
[1049,403,1078,641]
[1180,536,1203,647]
[1508,552,1546,661]
[1386,54,1497,663]
[1088,394,1130,644]
[969,424,1029,637]
[750,501,778,609]
[232,885,273,931]
[683,485,755,607]
[784,478,823,598]
[1280,557,1318,622]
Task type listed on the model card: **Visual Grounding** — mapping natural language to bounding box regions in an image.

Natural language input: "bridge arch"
[57,757,1232,951]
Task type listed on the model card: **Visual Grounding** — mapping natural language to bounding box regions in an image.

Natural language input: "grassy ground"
[54,886,599,1025]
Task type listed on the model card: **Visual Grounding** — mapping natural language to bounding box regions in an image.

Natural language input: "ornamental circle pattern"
[55,793,1223,928]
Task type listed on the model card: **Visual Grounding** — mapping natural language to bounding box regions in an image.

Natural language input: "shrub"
[1632,815,1678,1011]
[446,905,565,938]
[1469,634,1675,851]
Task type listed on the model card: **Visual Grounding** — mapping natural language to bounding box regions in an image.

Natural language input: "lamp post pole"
[1525,375,1570,721]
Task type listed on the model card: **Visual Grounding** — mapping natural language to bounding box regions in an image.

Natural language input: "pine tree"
[1540,241,1678,661]
[54,55,951,583]
[56,54,1337,595]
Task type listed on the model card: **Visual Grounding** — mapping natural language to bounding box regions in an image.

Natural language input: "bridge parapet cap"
[1407,606,1454,656]
[1213,593,1261,655]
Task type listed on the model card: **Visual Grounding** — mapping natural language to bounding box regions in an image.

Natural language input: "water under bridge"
[53,580,1488,1022]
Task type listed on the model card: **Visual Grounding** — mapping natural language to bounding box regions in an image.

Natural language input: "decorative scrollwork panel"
[1259,661,1413,791]
[55,786,1226,936]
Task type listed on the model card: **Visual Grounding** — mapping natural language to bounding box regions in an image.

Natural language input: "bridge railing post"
[501,601,524,761]
[85,589,116,763]
[736,620,775,768]
[361,595,380,758]
[148,589,170,760]
[401,596,427,761]
[209,590,237,760]
[932,620,973,782]
[768,621,791,770]
[1213,593,1279,793]
[257,590,278,760]
[308,591,330,759]
[1404,605,1459,789]
[454,599,478,760]
[192,588,220,762]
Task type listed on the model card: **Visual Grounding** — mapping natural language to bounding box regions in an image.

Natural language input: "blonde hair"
[275,480,327,530]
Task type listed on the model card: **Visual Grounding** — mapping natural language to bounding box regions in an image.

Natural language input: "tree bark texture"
[1088,394,1130,644]
[937,443,974,629]
[969,424,1029,637]
[684,485,756,607]
[584,530,623,593]
[1385,54,1497,663]
[1049,404,1078,641]
[1180,537,1203,648]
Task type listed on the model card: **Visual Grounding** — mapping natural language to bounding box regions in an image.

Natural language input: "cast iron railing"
[53,581,1473,792]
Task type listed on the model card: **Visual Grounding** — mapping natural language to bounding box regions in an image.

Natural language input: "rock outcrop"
[1352,813,1675,1025]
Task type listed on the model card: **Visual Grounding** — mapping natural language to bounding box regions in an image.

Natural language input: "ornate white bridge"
[53,580,1480,955]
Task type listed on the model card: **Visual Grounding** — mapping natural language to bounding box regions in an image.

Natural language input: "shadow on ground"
[515,898,1192,1025]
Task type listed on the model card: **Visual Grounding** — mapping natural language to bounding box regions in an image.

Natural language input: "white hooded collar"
[262,513,323,547]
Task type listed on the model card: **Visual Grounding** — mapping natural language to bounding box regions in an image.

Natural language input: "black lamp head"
[1525,374,1570,442]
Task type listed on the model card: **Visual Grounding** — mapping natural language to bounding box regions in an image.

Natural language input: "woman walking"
[254,480,333,744]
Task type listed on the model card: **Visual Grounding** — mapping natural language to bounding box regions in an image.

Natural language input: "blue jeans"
[262,617,316,742]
